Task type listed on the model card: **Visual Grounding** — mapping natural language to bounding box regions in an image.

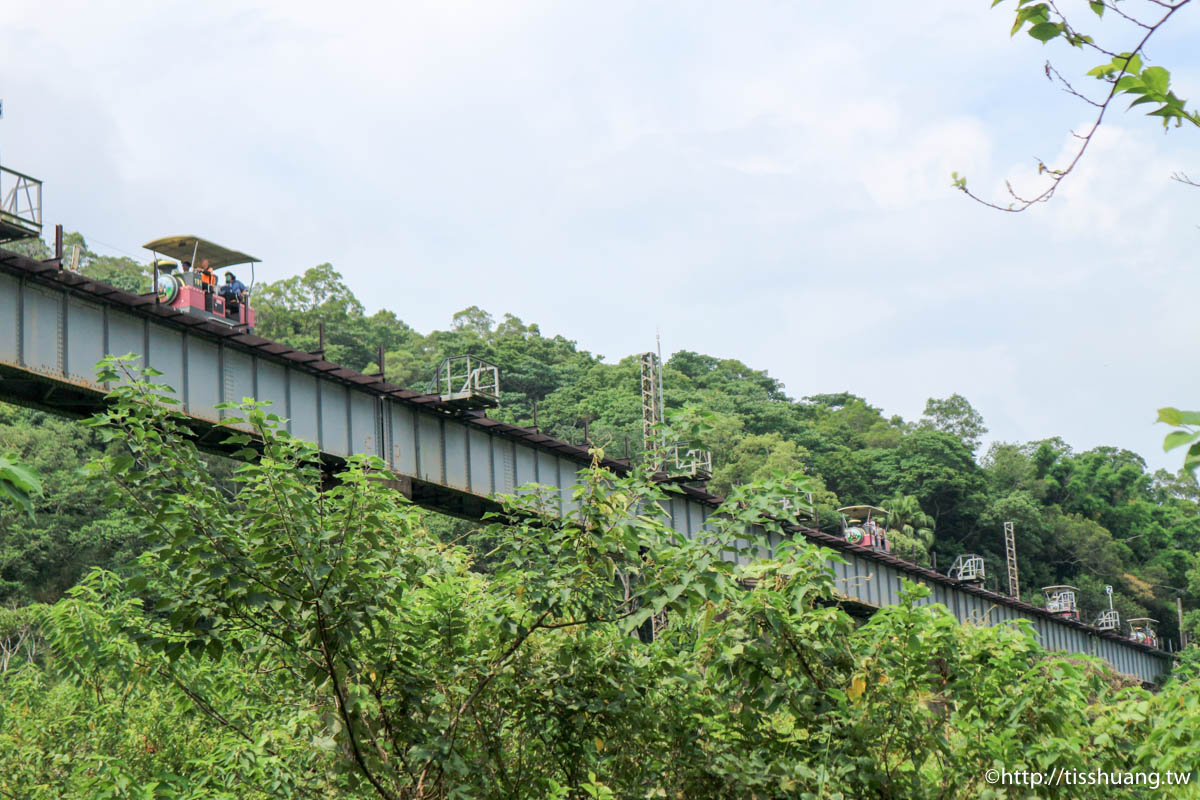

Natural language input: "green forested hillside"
[1,247,1198,646]
[2,245,1200,799]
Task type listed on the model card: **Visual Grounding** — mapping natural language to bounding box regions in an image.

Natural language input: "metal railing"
[431,355,500,409]
[666,441,712,480]
[947,554,986,583]
[0,165,43,239]
[1045,590,1077,615]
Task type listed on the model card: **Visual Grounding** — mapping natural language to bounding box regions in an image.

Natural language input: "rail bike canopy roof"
[142,236,260,270]
[838,505,888,519]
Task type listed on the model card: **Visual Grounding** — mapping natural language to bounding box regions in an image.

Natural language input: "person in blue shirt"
[219,272,248,319]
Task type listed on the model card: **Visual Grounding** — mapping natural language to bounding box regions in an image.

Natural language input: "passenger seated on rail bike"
[220,272,247,319]
[197,258,217,311]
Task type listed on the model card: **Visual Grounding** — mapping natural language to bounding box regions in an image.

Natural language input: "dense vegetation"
[1,240,1198,797]
[1,362,1197,799]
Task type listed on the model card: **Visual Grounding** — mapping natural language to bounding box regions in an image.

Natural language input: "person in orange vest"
[198,258,217,311]
[197,259,216,286]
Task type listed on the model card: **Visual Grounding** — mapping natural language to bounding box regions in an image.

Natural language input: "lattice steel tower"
[640,352,662,460]
[1004,521,1019,599]
[640,334,667,467]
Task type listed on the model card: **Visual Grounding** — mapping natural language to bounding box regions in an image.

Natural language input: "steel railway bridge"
[0,244,1174,685]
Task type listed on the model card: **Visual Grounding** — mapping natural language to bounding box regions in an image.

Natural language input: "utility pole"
[1004,521,1019,600]
[1179,596,1188,648]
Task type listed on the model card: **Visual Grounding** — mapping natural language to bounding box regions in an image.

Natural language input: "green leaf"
[164,641,186,663]
[0,454,42,519]
[0,481,34,519]
[627,607,654,631]
[1028,22,1062,42]
[1141,66,1170,95]
[1158,407,1183,425]
[1158,408,1200,426]
[1163,430,1200,452]
[206,639,224,661]
[1115,76,1144,95]
[312,735,338,751]
[1089,1,1104,17]
[0,456,41,494]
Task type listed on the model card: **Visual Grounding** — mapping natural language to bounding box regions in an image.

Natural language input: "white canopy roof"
[143,235,259,270]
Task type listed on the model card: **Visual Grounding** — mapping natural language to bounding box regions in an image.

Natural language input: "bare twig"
[1096,0,1155,29]
[1045,62,1104,108]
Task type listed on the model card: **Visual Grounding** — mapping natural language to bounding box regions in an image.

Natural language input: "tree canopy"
[0,360,1195,799]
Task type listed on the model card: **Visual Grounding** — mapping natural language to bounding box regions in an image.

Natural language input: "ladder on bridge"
[1004,521,1019,599]
[640,350,663,463]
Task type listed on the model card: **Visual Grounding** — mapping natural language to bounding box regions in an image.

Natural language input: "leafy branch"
[1157,407,1200,472]
[0,453,42,519]
[954,0,1196,211]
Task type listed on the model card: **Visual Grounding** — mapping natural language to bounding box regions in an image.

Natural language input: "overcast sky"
[4,1,1199,469]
